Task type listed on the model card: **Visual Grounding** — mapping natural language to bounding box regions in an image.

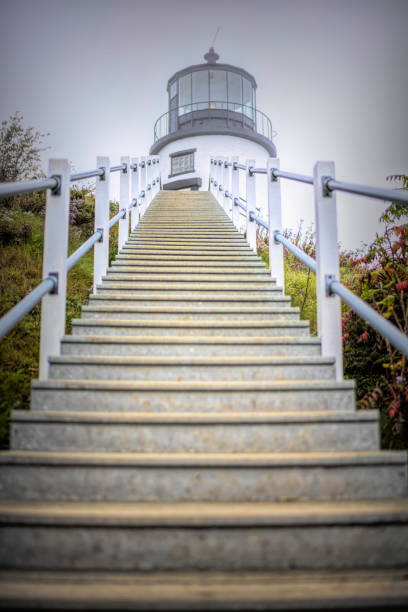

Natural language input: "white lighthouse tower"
[150,47,276,191]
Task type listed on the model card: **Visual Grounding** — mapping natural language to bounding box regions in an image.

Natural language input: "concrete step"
[95,286,283,297]
[71,319,309,337]
[61,335,320,357]
[103,273,273,283]
[31,379,355,413]
[121,244,253,252]
[130,228,241,234]
[116,254,262,263]
[48,355,335,382]
[131,231,240,237]
[88,293,291,307]
[1,568,408,609]
[0,451,406,502]
[10,410,380,453]
[80,305,299,321]
[126,241,250,249]
[110,262,268,271]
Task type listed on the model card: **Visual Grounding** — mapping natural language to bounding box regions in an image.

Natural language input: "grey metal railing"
[154,102,275,143]
[209,156,408,375]
[0,154,161,379]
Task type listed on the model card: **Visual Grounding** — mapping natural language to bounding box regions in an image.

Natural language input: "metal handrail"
[325,178,408,206]
[153,101,274,143]
[70,168,105,182]
[0,156,158,341]
[108,208,126,229]
[250,212,269,229]
[230,163,408,206]
[210,153,408,359]
[0,177,59,200]
[233,197,247,212]
[0,276,57,340]
[272,169,313,185]
[274,231,317,273]
[329,279,408,357]
[67,230,103,272]
[110,163,127,173]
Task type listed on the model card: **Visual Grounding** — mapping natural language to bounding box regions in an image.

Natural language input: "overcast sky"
[1,0,407,250]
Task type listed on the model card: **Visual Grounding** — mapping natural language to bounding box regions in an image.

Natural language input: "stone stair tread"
[106,269,271,275]
[12,409,377,424]
[81,305,298,314]
[62,334,318,345]
[72,319,304,328]
[0,568,407,610]
[102,275,273,282]
[2,450,404,467]
[1,499,407,525]
[32,379,354,391]
[96,283,282,290]
[49,355,333,366]
[89,293,287,301]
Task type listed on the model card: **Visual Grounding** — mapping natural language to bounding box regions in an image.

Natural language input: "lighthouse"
[150,48,276,191]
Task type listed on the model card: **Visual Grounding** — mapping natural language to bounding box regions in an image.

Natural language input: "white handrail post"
[209,158,214,195]
[155,157,160,195]
[156,156,161,191]
[118,156,130,253]
[246,159,257,253]
[211,158,217,198]
[131,157,139,231]
[217,158,223,204]
[231,155,240,230]
[39,158,70,380]
[223,158,230,216]
[140,156,147,217]
[146,158,152,209]
[93,156,110,294]
[267,158,284,287]
[152,158,157,197]
[314,161,343,381]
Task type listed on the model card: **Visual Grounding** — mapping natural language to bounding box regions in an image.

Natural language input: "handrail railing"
[0,154,161,379]
[154,102,275,143]
[209,156,408,377]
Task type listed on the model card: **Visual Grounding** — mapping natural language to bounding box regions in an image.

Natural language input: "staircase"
[1,190,407,610]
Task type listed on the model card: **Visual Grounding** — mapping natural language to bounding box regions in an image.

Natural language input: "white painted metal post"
[155,157,160,195]
[156,157,161,191]
[314,161,343,381]
[223,158,230,215]
[39,159,70,380]
[217,158,223,204]
[211,158,217,197]
[209,158,214,195]
[130,157,139,231]
[246,159,257,253]
[231,156,240,230]
[146,158,152,209]
[267,158,284,287]
[139,156,147,217]
[93,156,110,294]
[118,156,129,252]
[151,159,157,197]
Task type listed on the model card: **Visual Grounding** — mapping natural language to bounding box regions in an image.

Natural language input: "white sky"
[1,0,407,250]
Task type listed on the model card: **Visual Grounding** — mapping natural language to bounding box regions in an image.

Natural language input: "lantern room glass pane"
[243,77,254,119]
[227,71,242,110]
[192,70,209,110]
[178,73,191,115]
[209,70,227,109]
